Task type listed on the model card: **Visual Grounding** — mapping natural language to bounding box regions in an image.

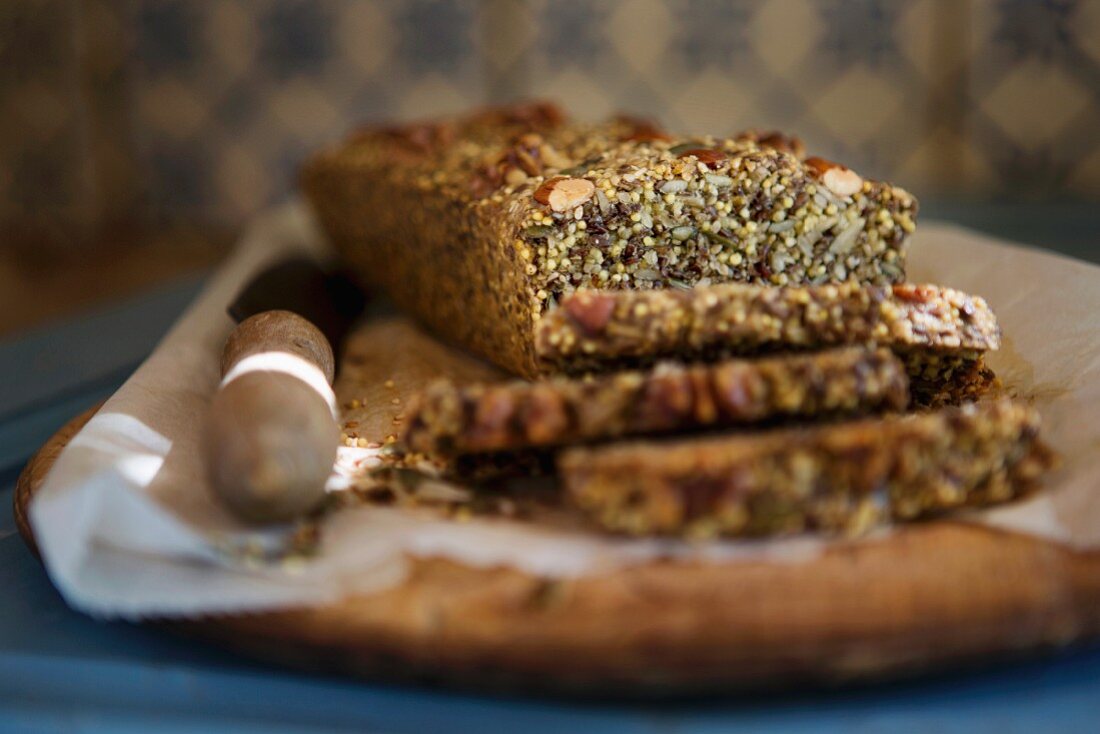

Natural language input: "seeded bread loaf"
[303,102,918,378]
[403,348,908,455]
[559,399,1053,538]
[539,282,1000,404]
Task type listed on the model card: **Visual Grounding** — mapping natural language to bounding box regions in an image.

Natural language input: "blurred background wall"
[3,0,1099,253]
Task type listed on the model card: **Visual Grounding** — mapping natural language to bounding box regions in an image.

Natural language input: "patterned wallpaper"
[3,0,1100,248]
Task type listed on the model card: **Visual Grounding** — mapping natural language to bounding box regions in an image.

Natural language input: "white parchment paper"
[29,202,1100,619]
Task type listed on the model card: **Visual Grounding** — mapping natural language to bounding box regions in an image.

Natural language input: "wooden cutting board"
[15,403,1100,696]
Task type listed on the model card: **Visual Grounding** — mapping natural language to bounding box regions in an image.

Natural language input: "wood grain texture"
[15,407,1100,696]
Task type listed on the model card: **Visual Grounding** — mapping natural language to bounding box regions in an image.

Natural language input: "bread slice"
[303,102,917,378]
[559,399,1053,538]
[403,347,908,455]
[538,282,1000,404]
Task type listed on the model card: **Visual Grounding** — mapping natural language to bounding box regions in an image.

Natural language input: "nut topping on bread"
[805,156,864,197]
[403,348,909,455]
[304,101,917,377]
[536,281,1000,404]
[306,102,1052,539]
[534,176,596,212]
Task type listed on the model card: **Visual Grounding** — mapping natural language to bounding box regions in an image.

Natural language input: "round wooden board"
[15,407,1100,697]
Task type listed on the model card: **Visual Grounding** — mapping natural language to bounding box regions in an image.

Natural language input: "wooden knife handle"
[205,310,339,524]
[221,310,335,384]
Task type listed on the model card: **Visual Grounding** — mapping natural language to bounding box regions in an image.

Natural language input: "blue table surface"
[2,223,1100,733]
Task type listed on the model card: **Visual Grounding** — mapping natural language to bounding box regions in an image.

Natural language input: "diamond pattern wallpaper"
[3,0,1099,247]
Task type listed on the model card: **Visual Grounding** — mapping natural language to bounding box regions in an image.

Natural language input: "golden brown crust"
[303,101,917,377]
[559,399,1054,538]
[403,348,909,455]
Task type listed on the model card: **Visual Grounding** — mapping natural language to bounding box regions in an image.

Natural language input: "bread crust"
[303,102,917,377]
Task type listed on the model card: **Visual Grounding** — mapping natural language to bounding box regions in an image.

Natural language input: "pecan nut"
[737,129,806,159]
[677,148,727,169]
[563,291,616,336]
[353,121,454,155]
[472,100,565,130]
[520,386,570,444]
[472,134,574,196]
[615,114,671,143]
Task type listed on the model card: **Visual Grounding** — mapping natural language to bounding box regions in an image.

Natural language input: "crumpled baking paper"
[29,202,1100,619]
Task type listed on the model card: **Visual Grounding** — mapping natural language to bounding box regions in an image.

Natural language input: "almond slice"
[535,177,596,211]
[805,156,864,197]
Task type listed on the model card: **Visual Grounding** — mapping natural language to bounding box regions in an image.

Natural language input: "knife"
[204,258,367,524]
